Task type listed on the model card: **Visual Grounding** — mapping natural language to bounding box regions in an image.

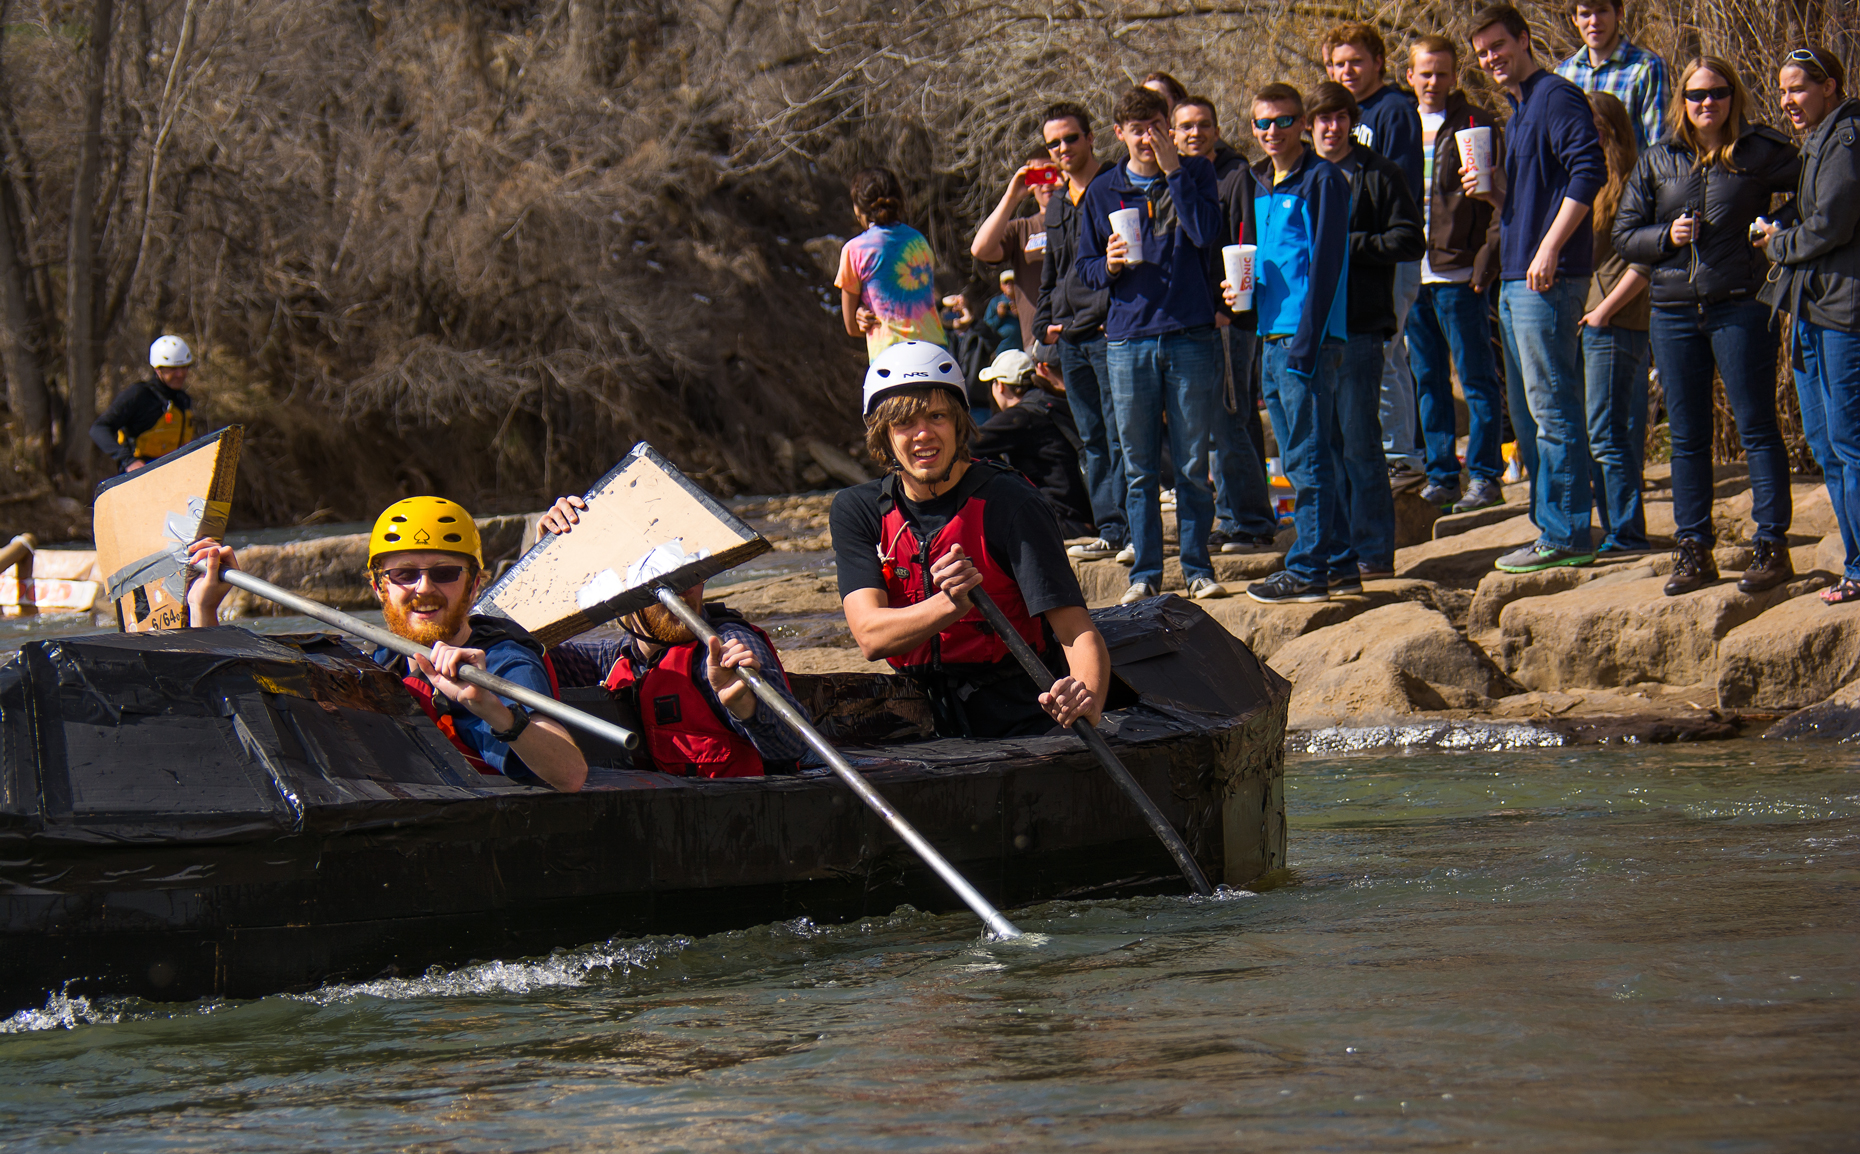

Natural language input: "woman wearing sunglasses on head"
[1754,48,1860,606]
[1613,56,1801,597]
[184,497,588,792]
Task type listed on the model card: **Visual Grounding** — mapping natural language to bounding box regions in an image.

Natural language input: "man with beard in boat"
[537,494,811,777]
[829,339,1111,739]
[184,497,587,792]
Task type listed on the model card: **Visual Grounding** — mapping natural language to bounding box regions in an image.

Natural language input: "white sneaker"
[1066,537,1116,560]
[1159,489,1177,510]
[1115,545,1137,565]
[1188,577,1228,600]
[1119,581,1157,605]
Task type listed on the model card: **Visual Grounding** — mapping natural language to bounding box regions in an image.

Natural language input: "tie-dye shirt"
[834,223,946,360]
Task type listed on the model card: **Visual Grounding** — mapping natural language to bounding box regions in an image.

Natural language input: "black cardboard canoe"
[0,596,1289,1013]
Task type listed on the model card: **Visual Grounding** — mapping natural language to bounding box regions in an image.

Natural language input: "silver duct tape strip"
[103,497,232,603]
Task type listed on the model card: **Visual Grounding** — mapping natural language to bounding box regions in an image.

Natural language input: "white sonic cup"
[1456,126,1495,193]
[1222,244,1258,312]
[1108,207,1145,265]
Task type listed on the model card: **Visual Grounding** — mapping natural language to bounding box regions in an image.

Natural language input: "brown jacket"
[1425,91,1506,291]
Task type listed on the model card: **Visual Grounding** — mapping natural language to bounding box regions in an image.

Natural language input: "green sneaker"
[1495,543,1597,573]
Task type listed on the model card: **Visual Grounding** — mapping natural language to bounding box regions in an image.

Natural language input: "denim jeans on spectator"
[1499,278,1593,553]
[1107,326,1222,589]
[1793,319,1860,579]
[1262,338,1348,586]
[1059,335,1128,548]
[1335,332,1397,574]
[1581,323,1651,551]
[1653,301,1788,547]
[1410,281,1505,485]
[1379,260,1424,468]
[1213,325,1279,539]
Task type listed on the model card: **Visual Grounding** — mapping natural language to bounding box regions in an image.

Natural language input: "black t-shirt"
[830,464,1085,616]
[969,389,1094,533]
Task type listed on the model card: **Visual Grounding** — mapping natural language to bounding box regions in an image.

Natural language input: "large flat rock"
[1717,592,1860,710]
[1199,578,1469,660]
[1495,574,1818,691]
[1269,601,1513,711]
[1764,676,1860,740]
[1396,514,1538,586]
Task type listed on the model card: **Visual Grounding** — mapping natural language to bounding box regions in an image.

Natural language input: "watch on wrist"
[489,703,531,744]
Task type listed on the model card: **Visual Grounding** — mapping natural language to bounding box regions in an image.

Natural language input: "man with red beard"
[186,497,587,792]
[829,340,1110,739]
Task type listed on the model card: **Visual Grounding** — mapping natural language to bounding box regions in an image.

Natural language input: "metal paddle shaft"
[967,587,1214,896]
[652,587,1023,940]
[212,567,641,751]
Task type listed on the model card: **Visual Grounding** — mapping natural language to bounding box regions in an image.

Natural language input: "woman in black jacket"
[1614,56,1801,597]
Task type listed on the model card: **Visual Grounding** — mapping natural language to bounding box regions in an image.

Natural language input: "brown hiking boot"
[1663,539,1718,596]
[1738,539,1794,594]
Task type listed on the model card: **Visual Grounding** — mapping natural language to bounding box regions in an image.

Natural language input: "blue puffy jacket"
[1252,149,1351,378]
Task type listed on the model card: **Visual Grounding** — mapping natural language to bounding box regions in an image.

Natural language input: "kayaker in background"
[538,494,812,778]
[184,497,588,792]
[91,336,199,474]
[829,339,1111,739]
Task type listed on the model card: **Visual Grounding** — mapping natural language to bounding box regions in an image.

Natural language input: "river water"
[0,742,1852,1150]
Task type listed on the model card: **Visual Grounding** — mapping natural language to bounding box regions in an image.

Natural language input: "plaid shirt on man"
[1555,37,1671,150]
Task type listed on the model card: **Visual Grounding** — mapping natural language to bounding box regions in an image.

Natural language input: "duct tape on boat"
[103,497,233,602]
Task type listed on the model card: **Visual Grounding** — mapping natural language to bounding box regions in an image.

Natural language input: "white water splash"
[1291,721,1567,755]
[0,988,115,1034]
[292,937,692,1005]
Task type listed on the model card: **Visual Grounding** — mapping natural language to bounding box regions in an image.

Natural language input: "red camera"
[1025,164,1061,187]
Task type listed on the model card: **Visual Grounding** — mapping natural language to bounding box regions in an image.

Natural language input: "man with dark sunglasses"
[184,497,588,792]
[1032,101,1129,566]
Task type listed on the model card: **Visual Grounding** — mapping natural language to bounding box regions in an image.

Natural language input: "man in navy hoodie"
[1469,3,1607,573]
[1077,86,1228,604]
[1229,83,1353,604]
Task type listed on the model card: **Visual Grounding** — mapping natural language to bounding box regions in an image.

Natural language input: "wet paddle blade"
[92,427,243,632]
[473,443,770,647]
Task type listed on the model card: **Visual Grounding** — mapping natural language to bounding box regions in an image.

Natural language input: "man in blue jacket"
[1229,83,1353,604]
[1469,3,1608,573]
[1077,86,1228,604]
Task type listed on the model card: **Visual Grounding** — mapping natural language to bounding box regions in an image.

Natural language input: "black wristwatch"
[489,703,531,743]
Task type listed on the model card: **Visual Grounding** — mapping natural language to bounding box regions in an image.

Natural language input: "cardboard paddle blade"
[474,443,770,647]
[92,426,242,632]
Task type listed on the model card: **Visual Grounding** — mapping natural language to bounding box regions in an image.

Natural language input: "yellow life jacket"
[120,401,194,461]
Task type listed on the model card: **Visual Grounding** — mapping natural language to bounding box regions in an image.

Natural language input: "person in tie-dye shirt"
[836,168,947,360]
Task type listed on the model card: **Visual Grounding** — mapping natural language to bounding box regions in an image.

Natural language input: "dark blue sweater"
[1499,67,1608,282]
[1355,85,1424,203]
[1075,157,1223,339]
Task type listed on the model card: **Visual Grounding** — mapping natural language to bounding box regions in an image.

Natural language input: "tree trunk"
[64,0,115,473]
[0,1,47,467]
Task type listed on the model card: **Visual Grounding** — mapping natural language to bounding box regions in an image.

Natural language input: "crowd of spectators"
[831,1,1860,607]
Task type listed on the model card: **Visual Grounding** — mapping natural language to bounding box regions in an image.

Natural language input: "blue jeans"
[1794,319,1860,579]
[1262,338,1348,586]
[1334,332,1397,573]
[1499,278,1593,553]
[1213,326,1278,538]
[1410,281,1505,484]
[1653,301,1788,546]
[1107,326,1222,587]
[1379,260,1424,467]
[1059,335,1128,548]
[1582,324,1651,551]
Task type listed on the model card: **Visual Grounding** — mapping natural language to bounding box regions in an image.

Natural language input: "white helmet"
[149,335,194,368]
[861,340,967,416]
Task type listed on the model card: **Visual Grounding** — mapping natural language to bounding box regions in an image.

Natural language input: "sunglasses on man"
[380,564,469,587]
[1252,114,1298,130]
[1684,86,1733,103]
[1044,132,1082,150]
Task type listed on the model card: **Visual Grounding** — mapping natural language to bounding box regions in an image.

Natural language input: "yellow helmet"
[368,496,483,568]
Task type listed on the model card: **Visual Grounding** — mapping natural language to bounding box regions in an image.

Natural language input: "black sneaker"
[1664,539,1719,596]
[1210,528,1278,554]
[1328,572,1363,595]
[1495,543,1596,573]
[1418,481,1460,509]
[1388,461,1427,494]
[1738,539,1794,594]
[1451,478,1506,514]
[1247,570,1329,604]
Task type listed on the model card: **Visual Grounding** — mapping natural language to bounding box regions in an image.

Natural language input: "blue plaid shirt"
[1555,37,1671,151]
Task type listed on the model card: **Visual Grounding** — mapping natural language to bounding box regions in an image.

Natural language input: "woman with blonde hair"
[1615,56,1801,596]
[1578,91,1653,561]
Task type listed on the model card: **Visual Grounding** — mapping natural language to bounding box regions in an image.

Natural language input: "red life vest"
[602,609,779,779]
[876,461,1048,673]
[386,615,559,775]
